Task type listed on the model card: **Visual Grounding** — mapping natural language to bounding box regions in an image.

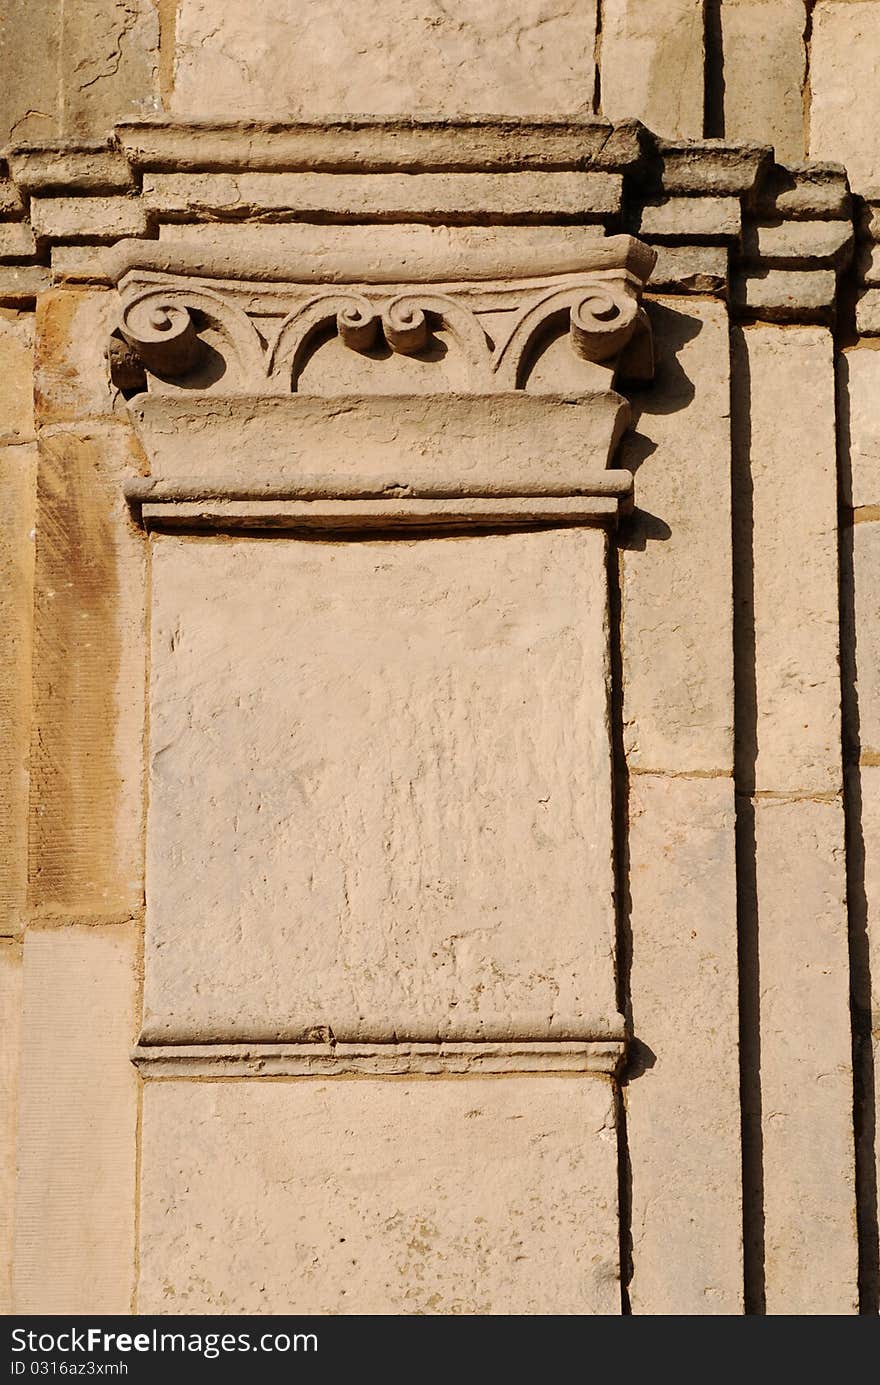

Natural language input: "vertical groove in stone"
[608,529,632,1314]
[593,0,604,117]
[836,350,880,1315]
[703,0,725,138]
[802,0,816,156]
[730,325,766,1315]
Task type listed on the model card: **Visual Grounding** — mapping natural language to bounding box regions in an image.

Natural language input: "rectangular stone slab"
[138,1074,620,1315]
[143,527,620,1043]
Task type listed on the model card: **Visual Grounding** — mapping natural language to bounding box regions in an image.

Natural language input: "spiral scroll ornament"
[335,299,379,352]
[118,292,202,377]
[382,297,429,354]
[569,287,639,363]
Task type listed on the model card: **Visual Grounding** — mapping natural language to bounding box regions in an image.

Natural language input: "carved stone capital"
[111,232,656,531]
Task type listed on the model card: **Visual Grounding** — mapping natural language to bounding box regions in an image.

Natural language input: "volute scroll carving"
[111,266,654,397]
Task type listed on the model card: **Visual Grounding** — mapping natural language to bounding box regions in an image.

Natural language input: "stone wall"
[2,0,880,1317]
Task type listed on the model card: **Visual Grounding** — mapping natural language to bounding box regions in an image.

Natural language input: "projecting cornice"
[0,116,874,329]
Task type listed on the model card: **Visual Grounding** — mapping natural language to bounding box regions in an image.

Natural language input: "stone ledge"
[131,1040,626,1077]
[0,119,870,324]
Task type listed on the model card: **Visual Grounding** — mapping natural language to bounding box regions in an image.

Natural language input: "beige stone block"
[852,518,880,758]
[0,443,36,938]
[0,223,36,262]
[745,325,841,794]
[626,774,742,1314]
[0,939,22,1313]
[839,346,880,510]
[171,0,597,120]
[857,241,880,287]
[0,176,25,218]
[139,1075,620,1315]
[12,925,139,1314]
[30,195,147,244]
[750,219,853,268]
[735,268,836,320]
[601,0,705,138]
[755,796,857,1314]
[142,170,623,222]
[0,267,52,307]
[621,297,734,774]
[721,0,806,163]
[144,527,620,1043]
[639,197,741,240]
[0,0,61,145]
[856,287,880,337]
[28,424,146,917]
[0,310,34,446]
[811,1,880,194]
[648,244,728,294]
[658,141,770,196]
[58,0,159,138]
[757,164,851,221]
[34,287,118,427]
[0,0,158,144]
[860,768,880,1213]
[7,147,135,195]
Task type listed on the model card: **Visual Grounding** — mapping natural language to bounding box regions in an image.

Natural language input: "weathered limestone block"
[648,245,729,294]
[171,0,597,120]
[721,0,806,163]
[0,268,52,308]
[626,774,742,1314]
[734,269,836,321]
[139,1075,620,1314]
[839,345,880,510]
[143,528,620,1043]
[0,442,36,937]
[141,170,623,223]
[12,925,139,1314]
[0,0,158,144]
[859,765,880,1215]
[639,197,741,240]
[811,1,880,194]
[620,298,741,1313]
[744,325,840,795]
[852,518,880,758]
[600,0,705,138]
[748,220,853,269]
[0,939,22,1313]
[33,288,118,427]
[856,289,880,338]
[30,195,148,245]
[28,424,146,916]
[755,163,851,221]
[0,223,36,263]
[755,797,857,1314]
[0,311,34,446]
[621,297,734,774]
[7,146,135,195]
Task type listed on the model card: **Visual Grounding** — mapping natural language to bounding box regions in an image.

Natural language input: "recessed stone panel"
[143,526,620,1043]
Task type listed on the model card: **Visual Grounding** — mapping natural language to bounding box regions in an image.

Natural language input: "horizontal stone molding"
[138,495,624,533]
[112,117,642,175]
[125,393,634,525]
[104,230,656,288]
[131,1040,626,1077]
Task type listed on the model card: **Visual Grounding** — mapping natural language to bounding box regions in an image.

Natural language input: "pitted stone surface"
[144,527,620,1044]
[139,1075,620,1315]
